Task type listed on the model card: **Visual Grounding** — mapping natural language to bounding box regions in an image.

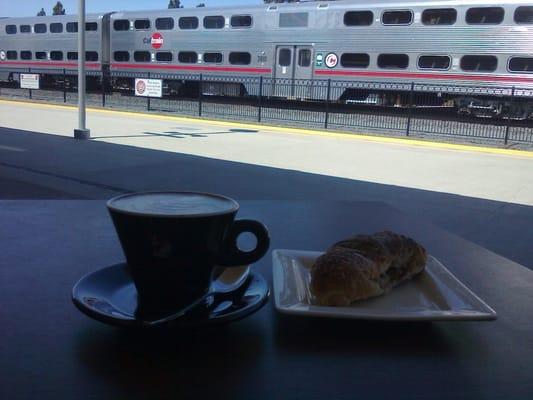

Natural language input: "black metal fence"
[0,68,532,145]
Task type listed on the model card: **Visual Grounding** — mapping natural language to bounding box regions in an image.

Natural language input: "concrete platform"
[1,100,532,269]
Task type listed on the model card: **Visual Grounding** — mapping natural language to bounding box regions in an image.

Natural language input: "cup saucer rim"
[72,262,269,328]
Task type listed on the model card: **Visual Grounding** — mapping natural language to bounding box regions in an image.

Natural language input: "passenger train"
[1,0,533,119]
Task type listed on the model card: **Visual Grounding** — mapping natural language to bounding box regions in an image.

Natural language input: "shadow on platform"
[0,126,531,270]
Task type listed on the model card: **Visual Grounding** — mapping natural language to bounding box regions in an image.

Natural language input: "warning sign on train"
[151,33,164,49]
[0,51,6,61]
[325,53,338,68]
[135,78,162,98]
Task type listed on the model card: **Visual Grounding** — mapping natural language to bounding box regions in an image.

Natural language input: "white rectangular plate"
[272,249,497,321]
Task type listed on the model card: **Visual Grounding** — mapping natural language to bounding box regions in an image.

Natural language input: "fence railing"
[0,69,531,145]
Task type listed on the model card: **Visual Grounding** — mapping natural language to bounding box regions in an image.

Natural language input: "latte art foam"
[109,193,237,216]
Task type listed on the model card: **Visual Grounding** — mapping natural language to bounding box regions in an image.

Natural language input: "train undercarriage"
[2,72,533,120]
[341,88,533,120]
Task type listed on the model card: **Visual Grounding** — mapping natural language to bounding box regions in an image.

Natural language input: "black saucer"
[72,263,269,328]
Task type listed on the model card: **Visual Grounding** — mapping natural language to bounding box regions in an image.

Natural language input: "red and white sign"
[136,79,146,95]
[325,53,338,69]
[151,33,164,49]
[135,78,162,98]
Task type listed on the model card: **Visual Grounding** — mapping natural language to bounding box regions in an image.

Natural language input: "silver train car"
[0,13,111,87]
[1,0,533,118]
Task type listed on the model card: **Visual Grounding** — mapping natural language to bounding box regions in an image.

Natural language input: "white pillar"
[74,0,90,139]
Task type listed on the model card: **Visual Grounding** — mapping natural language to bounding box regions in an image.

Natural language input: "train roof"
[1,0,531,21]
[111,0,533,17]
[0,14,104,23]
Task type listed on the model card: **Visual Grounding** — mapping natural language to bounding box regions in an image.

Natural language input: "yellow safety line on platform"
[1,98,532,158]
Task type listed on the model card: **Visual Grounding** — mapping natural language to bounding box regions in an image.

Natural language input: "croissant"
[310,231,427,306]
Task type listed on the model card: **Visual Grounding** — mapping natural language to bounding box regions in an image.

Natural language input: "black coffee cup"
[107,192,270,315]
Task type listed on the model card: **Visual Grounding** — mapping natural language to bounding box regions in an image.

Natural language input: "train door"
[274,45,314,98]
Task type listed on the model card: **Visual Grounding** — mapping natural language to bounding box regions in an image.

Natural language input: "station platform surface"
[1,99,532,269]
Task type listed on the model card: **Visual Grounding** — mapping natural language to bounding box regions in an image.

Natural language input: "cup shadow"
[74,322,266,397]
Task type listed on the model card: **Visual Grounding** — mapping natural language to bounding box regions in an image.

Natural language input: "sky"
[1,1,263,18]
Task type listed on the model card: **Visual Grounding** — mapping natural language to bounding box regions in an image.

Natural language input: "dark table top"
[1,200,532,400]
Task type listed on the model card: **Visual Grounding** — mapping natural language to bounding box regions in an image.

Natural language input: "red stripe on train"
[0,61,101,69]
[111,63,272,74]
[3,61,531,84]
[315,69,533,84]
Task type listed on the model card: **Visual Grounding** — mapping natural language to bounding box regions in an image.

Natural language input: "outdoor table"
[1,200,532,400]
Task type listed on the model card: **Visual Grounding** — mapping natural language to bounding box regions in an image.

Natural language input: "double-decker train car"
[1,0,533,118]
[0,13,111,88]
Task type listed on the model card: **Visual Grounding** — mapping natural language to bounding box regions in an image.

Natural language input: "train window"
[36,52,47,60]
[509,57,533,73]
[114,51,130,62]
[229,52,251,65]
[50,51,63,61]
[114,20,130,31]
[50,23,63,33]
[7,51,18,60]
[418,55,451,70]
[515,6,533,24]
[298,49,312,67]
[20,25,31,33]
[178,51,198,63]
[135,19,151,30]
[422,9,457,25]
[460,55,498,72]
[20,51,32,60]
[382,11,413,25]
[231,15,252,28]
[204,16,225,29]
[134,51,151,62]
[204,52,223,63]
[86,52,99,61]
[378,54,409,69]
[341,53,370,68]
[34,23,47,34]
[344,11,373,26]
[279,49,292,67]
[156,17,174,30]
[156,52,173,62]
[466,7,504,24]
[6,25,17,34]
[179,17,199,29]
[67,51,98,61]
[279,12,309,28]
[66,22,98,33]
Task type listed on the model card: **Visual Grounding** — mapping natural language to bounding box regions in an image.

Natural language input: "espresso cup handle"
[218,219,270,267]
